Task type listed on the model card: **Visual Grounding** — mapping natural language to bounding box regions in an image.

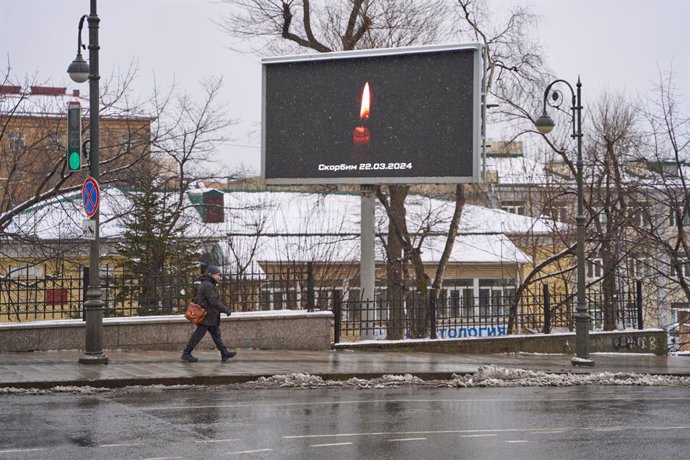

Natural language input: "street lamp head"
[535,110,555,134]
[67,52,90,83]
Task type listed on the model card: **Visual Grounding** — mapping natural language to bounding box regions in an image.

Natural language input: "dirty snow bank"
[2,366,689,395]
[245,366,690,389]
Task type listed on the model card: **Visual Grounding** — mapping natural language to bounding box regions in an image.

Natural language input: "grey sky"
[2,0,688,173]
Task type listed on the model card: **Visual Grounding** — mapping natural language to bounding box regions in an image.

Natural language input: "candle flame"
[359,81,370,121]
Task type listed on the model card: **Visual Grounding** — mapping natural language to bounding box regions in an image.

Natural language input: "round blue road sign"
[82,177,100,218]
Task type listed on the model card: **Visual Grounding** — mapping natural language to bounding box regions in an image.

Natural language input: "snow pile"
[0,385,111,395]
[341,374,426,389]
[246,368,690,389]
[247,373,426,390]
[447,365,690,388]
[253,373,327,388]
[2,367,689,395]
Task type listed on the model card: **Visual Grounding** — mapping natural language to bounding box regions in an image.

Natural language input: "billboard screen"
[262,44,484,185]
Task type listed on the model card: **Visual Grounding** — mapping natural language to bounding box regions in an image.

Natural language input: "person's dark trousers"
[184,324,228,353]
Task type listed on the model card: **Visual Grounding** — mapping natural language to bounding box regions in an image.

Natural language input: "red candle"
[352,81,371,163]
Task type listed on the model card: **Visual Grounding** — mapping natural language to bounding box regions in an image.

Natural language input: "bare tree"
[222,192,362,312]
[217,0,449,53]
[582,93,647,330]
[1,64,236,273]
[112,76,236,310]
[218,0,554,338]
[0,65,149,235]
[218,0,454,338]
[636,72,690,313]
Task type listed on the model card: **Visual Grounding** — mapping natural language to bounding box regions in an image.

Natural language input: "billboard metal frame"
[261,43,485,185]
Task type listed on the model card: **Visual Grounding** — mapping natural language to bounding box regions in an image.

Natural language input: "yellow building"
[0,84,152,213]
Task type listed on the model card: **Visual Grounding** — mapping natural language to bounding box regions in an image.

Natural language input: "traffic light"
[66,102,82,171]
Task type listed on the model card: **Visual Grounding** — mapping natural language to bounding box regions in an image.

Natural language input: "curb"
[0,368,612,390]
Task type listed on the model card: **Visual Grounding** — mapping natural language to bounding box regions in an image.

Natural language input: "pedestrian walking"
[181,265,236,363]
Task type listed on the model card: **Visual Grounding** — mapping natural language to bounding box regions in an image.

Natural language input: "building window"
[501,202,525,215]
[670,256,690,279]
[628,258,651,278]
[669,206,690,227]
[587,258,603,280]
[630,204,651,227]
[545,205,570,223]
[316,289,330,310]
[8,265,44,279]
[594,208,608,224]
[8,131,26,150]
[479,279,516,318]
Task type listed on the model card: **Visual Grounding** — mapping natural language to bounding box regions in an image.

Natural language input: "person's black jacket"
[195,273,230,326]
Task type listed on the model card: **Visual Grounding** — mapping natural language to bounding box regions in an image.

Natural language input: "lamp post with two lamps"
[67,0,108,364]
[535,78,594,367]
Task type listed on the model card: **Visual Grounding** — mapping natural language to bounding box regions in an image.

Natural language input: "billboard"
[262,43,484,185]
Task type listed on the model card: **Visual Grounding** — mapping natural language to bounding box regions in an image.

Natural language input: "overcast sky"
[2,0,688,174]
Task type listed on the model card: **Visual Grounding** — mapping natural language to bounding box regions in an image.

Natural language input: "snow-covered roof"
[222,233,529,265]
[5,187,555,266]
[219,190,559,236]
[0,86,151,120]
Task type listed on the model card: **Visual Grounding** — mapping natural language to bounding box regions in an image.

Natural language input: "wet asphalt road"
[2,385,689,459]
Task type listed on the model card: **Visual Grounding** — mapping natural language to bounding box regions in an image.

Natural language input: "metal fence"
[0,264,316,322]
[1,265,643,343]
[332,284,643,342]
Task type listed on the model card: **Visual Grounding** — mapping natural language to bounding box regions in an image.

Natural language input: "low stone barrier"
[334,329,668,355]
[0,314,668,356]
[0,311,334,352]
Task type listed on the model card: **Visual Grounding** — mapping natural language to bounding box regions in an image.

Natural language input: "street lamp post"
[535,78,594,367]
[68,0,108,365]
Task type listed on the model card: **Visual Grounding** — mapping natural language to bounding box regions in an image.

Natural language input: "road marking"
[284,425,690,440]
[0,448,47,454]
[387,437,427,442]
[285,429,503,439]
[141,457,184,460]
[310,442,353,447]
[100,442,146,448]
[228,449,273,455]
[648,426,690,431]
[196,439,240,443]
[460,434,496,438]
[506,440,529,443]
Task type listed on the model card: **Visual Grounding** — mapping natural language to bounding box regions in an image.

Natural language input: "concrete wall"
[0,311,333,352]
[0,313,667,356]
[335,329,668,355]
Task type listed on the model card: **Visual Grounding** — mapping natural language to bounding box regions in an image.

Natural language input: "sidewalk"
[1,349,689,389]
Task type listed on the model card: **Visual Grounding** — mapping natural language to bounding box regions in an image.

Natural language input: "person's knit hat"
[206,265,221,275]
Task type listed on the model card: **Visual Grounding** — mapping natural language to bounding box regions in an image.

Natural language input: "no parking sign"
[82,177,100,218]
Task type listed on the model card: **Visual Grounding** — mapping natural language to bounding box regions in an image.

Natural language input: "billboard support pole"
[360,185,376,340]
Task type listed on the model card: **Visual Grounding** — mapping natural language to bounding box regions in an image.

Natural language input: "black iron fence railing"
[0,264,317,322]
[331,285,643,343]
[1,265,645,343]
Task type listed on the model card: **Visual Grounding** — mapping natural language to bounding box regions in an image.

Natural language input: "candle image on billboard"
[352,81,371,163]
[262,44,484,184]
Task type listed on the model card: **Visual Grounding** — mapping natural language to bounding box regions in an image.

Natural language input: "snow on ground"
[2,366,689,395]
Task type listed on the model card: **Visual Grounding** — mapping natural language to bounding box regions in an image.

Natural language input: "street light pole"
[535,77,594,367]
[68,0,107,365]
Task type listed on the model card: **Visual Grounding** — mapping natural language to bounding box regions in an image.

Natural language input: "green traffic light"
[67,103,82,171]
[68,151,81,170]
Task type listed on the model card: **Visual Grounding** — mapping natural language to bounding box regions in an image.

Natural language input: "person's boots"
[181,352,198,362]
[221,349,237,362]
